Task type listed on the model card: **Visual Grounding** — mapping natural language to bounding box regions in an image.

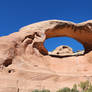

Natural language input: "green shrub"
[41,89,50,92]
[32,89,50,92]
[85,84,92,92]
[56,87,71,92]
[32,89,41,92]
[32,80,92,92]
[78,80,91,92]
[71,84,79,92]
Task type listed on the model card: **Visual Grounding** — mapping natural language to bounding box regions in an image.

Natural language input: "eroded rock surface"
[49,45,73,56]
[49,45,85,56]
[0,20,92,92]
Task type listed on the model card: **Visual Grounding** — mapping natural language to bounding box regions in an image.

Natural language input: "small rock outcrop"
[49,45,73,56]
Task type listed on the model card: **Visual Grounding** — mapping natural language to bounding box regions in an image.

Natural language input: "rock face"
[49,45,73,56]
[0,20,92,92]
[49,45,84,56]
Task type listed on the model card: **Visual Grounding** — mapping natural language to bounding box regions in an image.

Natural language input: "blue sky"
[0,0,92,52]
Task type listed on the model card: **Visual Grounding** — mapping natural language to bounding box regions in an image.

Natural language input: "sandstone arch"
[0,20,92,66]
[20,20,92,55]
[0,20,92,91]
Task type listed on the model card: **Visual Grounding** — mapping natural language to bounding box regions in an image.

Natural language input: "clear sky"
[0,0,92,52]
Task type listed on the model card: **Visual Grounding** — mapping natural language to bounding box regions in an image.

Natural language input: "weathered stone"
[49,45,73,56]
[0,20,92,92]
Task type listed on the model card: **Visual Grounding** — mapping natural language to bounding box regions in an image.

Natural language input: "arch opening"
[29,20,92,56]
[44,37,85,57]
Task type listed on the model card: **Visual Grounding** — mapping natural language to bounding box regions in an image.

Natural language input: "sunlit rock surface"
[49,45,84,56]
[49,45,73,56]
[0,20,92,92]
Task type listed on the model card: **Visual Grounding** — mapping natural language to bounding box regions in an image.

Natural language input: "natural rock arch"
[0,20,92,91]
[19,20,92,55]
[0,20,92,66]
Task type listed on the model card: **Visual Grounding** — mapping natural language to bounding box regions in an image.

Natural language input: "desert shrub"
[32,89,41,92]
[85,84,92,92]
[78,80,91,92]
[32,80,92,92]
[71,84,79,92]
[32,89,50,92]
[41,89,50,92]
[56,87,71,92]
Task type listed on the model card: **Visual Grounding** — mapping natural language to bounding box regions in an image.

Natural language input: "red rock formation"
[0,20,92,92]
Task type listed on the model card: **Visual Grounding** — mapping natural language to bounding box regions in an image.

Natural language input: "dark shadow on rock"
[3,59,12,67]
[49,54,84,58]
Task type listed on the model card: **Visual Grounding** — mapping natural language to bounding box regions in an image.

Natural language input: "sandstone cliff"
[0,20,92,92]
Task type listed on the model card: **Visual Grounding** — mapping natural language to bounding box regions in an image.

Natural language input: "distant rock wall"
[49,45,73,56]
